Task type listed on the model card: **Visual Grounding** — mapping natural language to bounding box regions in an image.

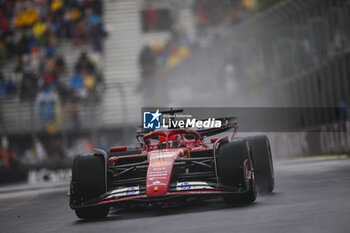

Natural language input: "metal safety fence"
[230,0,350,108]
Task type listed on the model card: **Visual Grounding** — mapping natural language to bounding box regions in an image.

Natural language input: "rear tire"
[217,139,257,204]
[246,135,274,193]
[70,154,110,219]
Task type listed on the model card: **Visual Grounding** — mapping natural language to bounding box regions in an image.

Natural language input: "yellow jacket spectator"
[15,8,39,27]
[151,41,164,53]
[51,0,64,11]
[33,21,46,38]
[70,8,81,21]
[84,74,95,89]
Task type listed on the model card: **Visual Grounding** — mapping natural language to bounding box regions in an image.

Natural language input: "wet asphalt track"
[1,158,350,233]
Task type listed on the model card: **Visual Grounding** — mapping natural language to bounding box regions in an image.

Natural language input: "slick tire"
[217,139,257,204]
[246,135,274,193]
[70,154,109,219]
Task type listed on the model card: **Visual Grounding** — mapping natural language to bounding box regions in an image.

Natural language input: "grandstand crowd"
[0,0,106,131]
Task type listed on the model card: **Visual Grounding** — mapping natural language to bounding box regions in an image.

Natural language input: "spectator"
[143,5,158,32]
[14,5,39,28]
[55,55,66,74]
[75,52,95,73]
[20,69,37,100]
[5,73,16,95]
[0,10,9,33]
[32,21,46,39]
[0,73,6,96]
[35,85,61,130]
[139,45,155,78]
[84,72,95,91]
[69,69,85,98]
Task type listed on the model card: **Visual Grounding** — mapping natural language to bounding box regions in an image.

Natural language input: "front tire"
[75,205,110,219]
[70,154,110,219]
[246,135,274,193]
[217,139,257,204]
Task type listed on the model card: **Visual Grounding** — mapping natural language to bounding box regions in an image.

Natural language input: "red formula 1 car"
[69,118,274,219]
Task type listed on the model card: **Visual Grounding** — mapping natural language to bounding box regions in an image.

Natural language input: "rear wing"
[197,117,237,137]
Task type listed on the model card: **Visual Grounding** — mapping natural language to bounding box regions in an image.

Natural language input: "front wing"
[71,181,251,209]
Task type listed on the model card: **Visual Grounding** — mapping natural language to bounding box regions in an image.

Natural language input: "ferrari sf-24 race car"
[69,117,274,219]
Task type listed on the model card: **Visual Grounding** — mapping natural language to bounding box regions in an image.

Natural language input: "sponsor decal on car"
[176,182,214,191]
[126,187,137,195]
[179,182,191,190]
[107,185,140,198]
[152,161,170,167]
[149,152,177,160]
[148,173,168,178]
